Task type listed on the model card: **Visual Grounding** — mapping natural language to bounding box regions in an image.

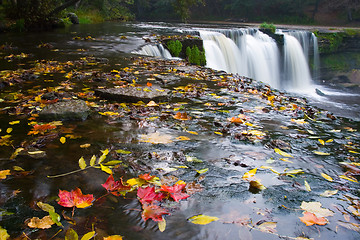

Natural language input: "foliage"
[186,45,206,66]
[167,40,183,57]
[260,22,276,34]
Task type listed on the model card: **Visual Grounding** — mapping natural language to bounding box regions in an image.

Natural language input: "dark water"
[0,22,359,240]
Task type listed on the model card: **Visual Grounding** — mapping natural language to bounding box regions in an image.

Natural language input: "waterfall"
[133,44,172,59]
[199,28,319,90]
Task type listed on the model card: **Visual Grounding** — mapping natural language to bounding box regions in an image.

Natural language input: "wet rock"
[67,12,79,24]
[95,86,170,102]
[315,88,326,96]
[39,100,90,121]
[155,74,181,85]
[267,139,291,150]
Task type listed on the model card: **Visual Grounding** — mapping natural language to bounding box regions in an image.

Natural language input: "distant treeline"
[1,0,359,30]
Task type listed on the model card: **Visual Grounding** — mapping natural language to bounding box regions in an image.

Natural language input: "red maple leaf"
[138,173,155,181]
[58,188,94,208]
[102,175,131,196]
[137,186,165,204]
[299,211,328,226]
[141,203,169,222]
[160,184,190,202]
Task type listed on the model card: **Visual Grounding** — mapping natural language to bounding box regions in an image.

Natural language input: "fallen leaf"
[274,148,293,158]
[300,201,334,218]
[60,137,66,144]
[188,214,219,225]
[27,215,54,229]
[195,168,208,174]
[58,188,95,208]
[249,180,266,190]
[243,168,257,180]
[102,175,131,196]
[80,231,95,240]
[78,157,87,170]
[321,173,333,182]
[137,186,165,204]
[139,132,173,144]
[299,212,328,226]
[320,190,338,197]
[0,226,10,240]
[173,112,191,120]
[0,170,11,180]
[258,221,277,233]
[160,184,190,202]
[176,136,190,141]
[80,143,91,148]
[103,236,123,240]
[115,149,132,154]
[37,202,55,213]
[313,151,330,156]
[158,218,166,232]
[339,175,358,183]
[141,203,169,222]
[337,220,360,232]
[304,180,311,192]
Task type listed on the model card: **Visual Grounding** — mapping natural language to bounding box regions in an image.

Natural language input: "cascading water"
[133,44,172,59]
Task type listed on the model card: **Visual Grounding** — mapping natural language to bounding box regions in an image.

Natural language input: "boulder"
[95,86,170,102]
[154,74,181,85]
[39,100,90,121]
[67,12,79,24]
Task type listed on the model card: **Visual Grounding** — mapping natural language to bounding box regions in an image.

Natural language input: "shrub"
[186,45,206,66]
[260,22,276,34]
[167,40,182,57]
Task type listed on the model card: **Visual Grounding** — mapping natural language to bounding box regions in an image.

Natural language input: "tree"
[325,0,360,21]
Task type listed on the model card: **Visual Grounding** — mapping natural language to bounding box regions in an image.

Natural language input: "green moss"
[167,40,182,57]
[186,45,206,66]
[344,28,360,37]
[260,22,276,34]
[317,32,344,54]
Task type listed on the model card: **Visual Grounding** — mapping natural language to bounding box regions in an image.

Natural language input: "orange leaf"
[0,170,11,180]
[147,82,152,87]
[27,215,54,229]
[58,188,94,208]
[173,112,191,121]
[299,212,328,226]
[228,117,243,124]
[103,236,123,240]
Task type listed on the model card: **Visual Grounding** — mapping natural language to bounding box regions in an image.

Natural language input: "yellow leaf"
[79,157,87,169]
[320,190,338,197]
[6,128,12,134]
[9,120,20,125]
[326,139,334,143]
[258,221,277,233]
[314,151,330,156]
[321,173,333,182]
[0,226,10,240]
[176,136,190,141]
[291,119,308,124]
[103,235,123,240]
[10,147,24,160]
[115,149,132,154]
[249,180,266,190]
[80,143,91,148]
[0,170,11,180]
[186,131,198,135]
[280,158,293,163]
[27,215,54,229]
[126,178,146,187]
[196,168,208,174]
[284,169,304,175]
[60,137,66,144]
[214,131,223,136]
[158,218,166,232]
[339,175,358,183]
[100,164,112,175]
[274,148,293,158]
[304,180,311,192]
[90,155,96,166]
[188,215,219,225]
[80,231,96,240]
[243,168,257,180]
[318,139,325,145]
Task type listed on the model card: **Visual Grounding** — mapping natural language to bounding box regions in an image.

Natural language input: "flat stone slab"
[154,74,181,85]
[39,99,90,121]
[95,86,170,102]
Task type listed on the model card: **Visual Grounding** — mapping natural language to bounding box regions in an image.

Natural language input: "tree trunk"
[48,0,81,17]
[347,8,353,21]
[312,0,320,20]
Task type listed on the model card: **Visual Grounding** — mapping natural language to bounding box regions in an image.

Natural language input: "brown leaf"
[27,215,54,229]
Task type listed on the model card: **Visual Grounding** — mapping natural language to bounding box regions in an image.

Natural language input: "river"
[0,22,359,240]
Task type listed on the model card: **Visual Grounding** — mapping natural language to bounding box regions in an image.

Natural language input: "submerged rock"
[39,100,90,121]
[95,86,170,102]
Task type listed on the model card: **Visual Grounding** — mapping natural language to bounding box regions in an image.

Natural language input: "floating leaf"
[90,155,96,166]
[173,112,191,120]
[100,164,112,175]
[10,147,24,160]
[102,175,131,196]
[337,221,360,232]
[0,226,10,240]
[78,157,87,170]
[80,231,95,240]
[299,212,328,226]
[313,151,330,156]
[304,180,311,192]
[115,149,132,154]
[320,190,338,197]
[291,119,308,124]
[37,202,55,213]
[274,148,293,158]
[249,180,266,190]
[318,139,325,145]
[137,186,165,204]
[188,215,219,225]
[141,203,170,222]
[258,221,277,233]
[6,128,12,134]
[176,136,190,141]
[60,137,66,144]
[0,170,11,180]
[65,228,78,240]
[158,218,166,232]
[228,117,244,124]
[243,168,257,180]
[9,120,20,125]
[300,201,334,218]
[339,175,358,183]
[103,236,123,240]
[160,184,190,202]
[284,169,304,175]
[27,215,54,229]
[186,131,198,135]
[58,188,94,209]
[195,168,208,174]
[146,100,158,107]
[320,173,333,182]
[214,131,223,136]
[80,143,91,148]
